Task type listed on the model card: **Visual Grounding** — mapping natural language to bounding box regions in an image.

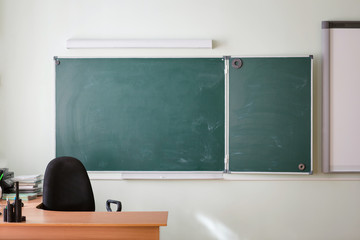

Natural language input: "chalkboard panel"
[56,58,225,171]
[229,57,312,173]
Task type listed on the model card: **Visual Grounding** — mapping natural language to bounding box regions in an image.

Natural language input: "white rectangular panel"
[329,28,360,171]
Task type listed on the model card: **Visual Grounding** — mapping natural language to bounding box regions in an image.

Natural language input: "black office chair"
[38,156,121,212]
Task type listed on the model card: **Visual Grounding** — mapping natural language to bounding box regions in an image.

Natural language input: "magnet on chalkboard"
[231,58,243,69]
[298,163,306,171]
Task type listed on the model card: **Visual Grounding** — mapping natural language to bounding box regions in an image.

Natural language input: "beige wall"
[1,0,360,239]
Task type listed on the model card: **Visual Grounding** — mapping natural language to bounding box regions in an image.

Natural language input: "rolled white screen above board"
[66,39,213,49]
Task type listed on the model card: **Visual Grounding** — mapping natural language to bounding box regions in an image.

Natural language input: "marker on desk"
[14,182,22,222]
[7,198,14,222]
[0,171,4,199]
[3,206,7,222]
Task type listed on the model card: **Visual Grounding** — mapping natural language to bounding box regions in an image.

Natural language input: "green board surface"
[229,57,312,173]
[56,58,225,171]
[56,57,312,173]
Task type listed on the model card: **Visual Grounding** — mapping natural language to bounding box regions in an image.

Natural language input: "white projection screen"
[322,21,360,172]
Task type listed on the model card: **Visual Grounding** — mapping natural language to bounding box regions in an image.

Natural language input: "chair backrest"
[42,156,95,211]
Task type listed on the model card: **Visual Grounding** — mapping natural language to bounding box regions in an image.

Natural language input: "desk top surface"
[0,197,168,227]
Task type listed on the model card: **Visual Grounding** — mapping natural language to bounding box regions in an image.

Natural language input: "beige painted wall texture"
[1,0,360,239]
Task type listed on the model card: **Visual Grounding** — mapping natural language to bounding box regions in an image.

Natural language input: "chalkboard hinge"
[54,56,60,65]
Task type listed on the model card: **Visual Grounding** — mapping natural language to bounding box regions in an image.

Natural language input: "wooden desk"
[0,198,168,240]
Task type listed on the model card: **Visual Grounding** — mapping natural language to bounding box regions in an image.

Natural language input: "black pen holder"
[3,199,25,223]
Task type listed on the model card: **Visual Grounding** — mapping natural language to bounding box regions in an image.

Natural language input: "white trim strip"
[224,57,230,172]
[224,174,360,181]
[322,27,331,173]
[310,56,314,174]
[88,171,360,181]
[88,171,224,180]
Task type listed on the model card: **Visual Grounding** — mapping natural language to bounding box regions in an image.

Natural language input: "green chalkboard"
[229,57,312,173]
[56,58,225,171]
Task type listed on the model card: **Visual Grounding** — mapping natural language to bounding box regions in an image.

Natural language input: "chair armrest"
[106,199,122,212]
